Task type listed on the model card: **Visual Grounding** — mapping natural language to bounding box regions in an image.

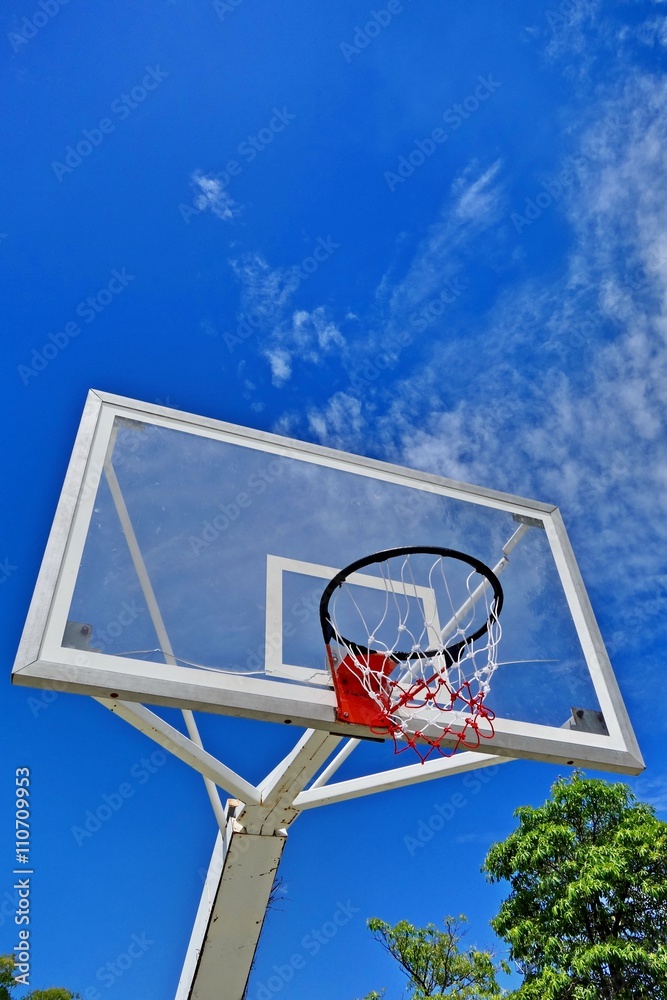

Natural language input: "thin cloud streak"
[292,70,667,629]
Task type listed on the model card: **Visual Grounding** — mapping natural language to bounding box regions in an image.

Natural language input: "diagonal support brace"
[95,698,261,804]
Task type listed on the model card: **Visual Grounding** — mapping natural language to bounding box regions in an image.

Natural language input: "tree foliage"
[483,772,667,999]
[0,956,15,1000]
[358,915,506,999]
[24,992,79,1000]
[0,958,79,1000]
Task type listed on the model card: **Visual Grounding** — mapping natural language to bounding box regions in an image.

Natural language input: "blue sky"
[2,0,667,997]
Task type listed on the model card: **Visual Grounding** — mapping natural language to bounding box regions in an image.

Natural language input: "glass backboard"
[12,391,644,774]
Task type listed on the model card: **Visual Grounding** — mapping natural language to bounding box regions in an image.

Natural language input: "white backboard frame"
[11,390,644,774]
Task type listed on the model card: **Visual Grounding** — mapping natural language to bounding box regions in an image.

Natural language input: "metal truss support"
[95,701,510,1000]
[95,698,262,804]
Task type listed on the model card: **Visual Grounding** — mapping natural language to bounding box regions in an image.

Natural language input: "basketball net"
[321,548,503,763]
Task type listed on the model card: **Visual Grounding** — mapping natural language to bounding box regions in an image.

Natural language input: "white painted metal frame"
[12,389,644,774]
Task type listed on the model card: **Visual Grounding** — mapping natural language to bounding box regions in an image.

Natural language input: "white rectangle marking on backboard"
[264,555,440,686]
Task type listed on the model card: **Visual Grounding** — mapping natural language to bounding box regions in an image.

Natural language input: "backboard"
[12,390,644,774]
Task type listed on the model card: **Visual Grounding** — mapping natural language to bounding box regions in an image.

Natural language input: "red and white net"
[322,549,503,763]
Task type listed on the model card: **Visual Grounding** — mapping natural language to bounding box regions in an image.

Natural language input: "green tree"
[0,956,15,1000]
[483,772,667,999]
[358,915,507,999]
[23,992,78,1000]
[0,958,79,1000]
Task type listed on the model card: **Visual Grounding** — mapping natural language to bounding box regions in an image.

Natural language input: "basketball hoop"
[320,546,504,762]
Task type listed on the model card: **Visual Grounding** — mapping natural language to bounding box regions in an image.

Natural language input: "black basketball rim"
[319,545,504,664]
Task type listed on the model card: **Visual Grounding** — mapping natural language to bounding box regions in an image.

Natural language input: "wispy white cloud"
[265,347,292,387]
[191,171,240,221]
[262,307,346,386]
[284,158,505,457]
[543,0,602,58]
[386,74,667,597]
[291,68,667,634]
[380,158,505,326]
[229,246,347,385]
[454,831,498,845]
[525,1,667,85]
[452,159,504,223]
[634,773,667,814]
[307,392,364,449]
[227,63,667,641]
[633,15,667,49]
[230,252,301,319]
[288,308,345,357]
[225,158,503,396]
